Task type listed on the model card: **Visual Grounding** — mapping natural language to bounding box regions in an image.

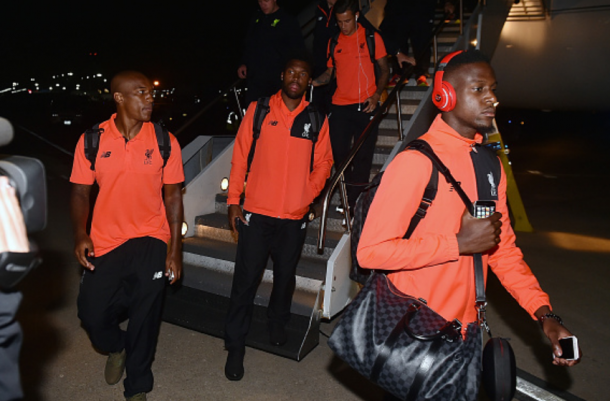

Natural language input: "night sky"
[1,1,311,94]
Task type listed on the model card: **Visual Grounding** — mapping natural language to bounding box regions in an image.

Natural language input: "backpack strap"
[84,121,171,172]
[247,97,271,173]
[306,103,322,172]
[365,26,377,65]
[84,124,104,171]
[408,139,474,214]
[402,141,440,239]
[153,122,171,168]
[329,32,340,69]
[403,165,438,239]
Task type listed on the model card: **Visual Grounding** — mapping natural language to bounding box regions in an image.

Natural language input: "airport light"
[181,222,188,237]
[220,177,229,192]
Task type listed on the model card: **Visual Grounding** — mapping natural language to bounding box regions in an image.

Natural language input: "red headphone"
[432,50,463,112]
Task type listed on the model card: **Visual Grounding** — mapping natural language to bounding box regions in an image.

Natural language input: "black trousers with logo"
[77,237,167,398]
[329,104,379,210]
[224,211,308,350]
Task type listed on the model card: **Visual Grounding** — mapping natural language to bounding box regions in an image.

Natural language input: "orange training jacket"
[227,91,334,220]
[357,115,550,328]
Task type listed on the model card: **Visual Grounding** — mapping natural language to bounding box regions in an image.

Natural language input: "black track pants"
[329,104,379,209]
[0,291,23,401]
[224,212,307,350]
[77,237,167,398]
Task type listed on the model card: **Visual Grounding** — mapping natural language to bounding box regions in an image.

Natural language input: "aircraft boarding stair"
[162,0,514,361]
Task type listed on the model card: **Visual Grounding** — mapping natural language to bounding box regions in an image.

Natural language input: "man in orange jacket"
[224,56,333,381]
[357,50,580,396]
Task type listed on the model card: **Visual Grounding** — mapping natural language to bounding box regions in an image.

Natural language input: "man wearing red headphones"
[358,50,580,399]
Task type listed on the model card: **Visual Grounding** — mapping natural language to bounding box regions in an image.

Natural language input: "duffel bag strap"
[474,253,492,337]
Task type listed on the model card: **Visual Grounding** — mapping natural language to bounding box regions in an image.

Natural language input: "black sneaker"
[225,348,245,381]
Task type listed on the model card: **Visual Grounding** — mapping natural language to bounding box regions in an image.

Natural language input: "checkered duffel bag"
[328,273,482,401]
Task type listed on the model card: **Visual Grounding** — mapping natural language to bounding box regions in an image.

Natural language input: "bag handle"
[370,300,462,382]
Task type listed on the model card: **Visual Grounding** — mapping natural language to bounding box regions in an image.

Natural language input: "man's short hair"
[283,50,314,76]
[334,0,360,15]
[443,50,491,79]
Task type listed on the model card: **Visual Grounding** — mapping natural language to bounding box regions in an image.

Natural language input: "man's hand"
[536,307,582,367]
[228,204,247,233]
[165,249,182,285]
[396,52,416,68]
[456,208,502,254]
[0,177,29,254]
[74,233,95,270]
[237,64,247,79]
[71,183,95,269]
[363,93,381,113]
[163,183,184,285]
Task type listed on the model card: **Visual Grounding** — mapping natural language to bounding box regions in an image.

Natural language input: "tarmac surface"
[7,109,610,401]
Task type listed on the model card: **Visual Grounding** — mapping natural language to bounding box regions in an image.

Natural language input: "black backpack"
[350,139,501,284]
[247,97,322,173]
[84,121,171,171]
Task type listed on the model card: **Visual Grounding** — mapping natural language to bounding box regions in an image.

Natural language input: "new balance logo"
[269,120,279,126]
[100,151,111,158]
[152,271,164,280]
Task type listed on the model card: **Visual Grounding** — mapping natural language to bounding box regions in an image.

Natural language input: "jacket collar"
[272,91,308,117]
[431,114,484,147]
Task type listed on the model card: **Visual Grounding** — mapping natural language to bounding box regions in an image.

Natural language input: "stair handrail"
[316,17,450,253]
[174,79,245,137]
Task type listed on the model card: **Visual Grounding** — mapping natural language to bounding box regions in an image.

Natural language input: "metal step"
[213,193,346,234]
[164,223,333,361]
[182,236,329,288]
[377,129,401,147]
[379,113,413,130]
[372,144,393,166]
[193,212,340,260]
[388,99,420,115]
[163,284,320,361]
[398,86,429,100]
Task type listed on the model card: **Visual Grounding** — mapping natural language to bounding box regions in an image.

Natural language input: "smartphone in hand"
[556,336,579,360]
[473,200,496,219]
